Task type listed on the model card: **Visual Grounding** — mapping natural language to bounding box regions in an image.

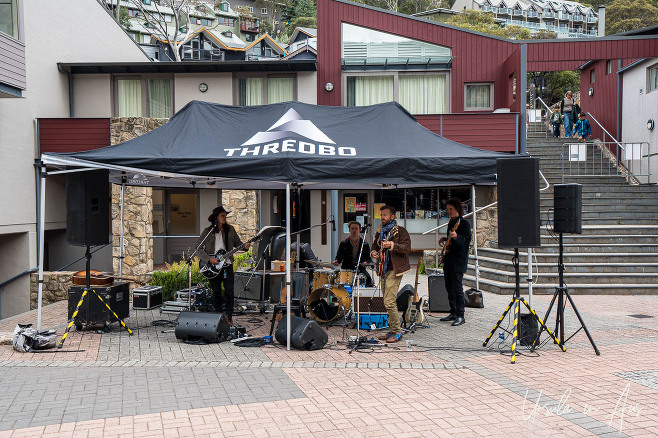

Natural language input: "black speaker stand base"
[482,248,565,363]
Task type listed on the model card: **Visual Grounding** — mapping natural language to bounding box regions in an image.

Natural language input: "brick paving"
[0,273,656,437]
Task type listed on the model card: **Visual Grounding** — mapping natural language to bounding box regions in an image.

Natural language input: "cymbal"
[306,259,335,268]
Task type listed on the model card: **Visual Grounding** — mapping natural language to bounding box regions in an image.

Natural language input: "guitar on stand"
[403,262,425,326]
[199,235,260,279]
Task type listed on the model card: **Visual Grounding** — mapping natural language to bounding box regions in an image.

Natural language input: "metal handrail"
[587,112,625,152]
[0,268,38,291]
[535,96,553,115]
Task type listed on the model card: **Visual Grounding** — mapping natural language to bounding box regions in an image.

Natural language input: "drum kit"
[305,261,374,324]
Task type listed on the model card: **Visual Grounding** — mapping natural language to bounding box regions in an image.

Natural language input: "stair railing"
[532,97,554,138]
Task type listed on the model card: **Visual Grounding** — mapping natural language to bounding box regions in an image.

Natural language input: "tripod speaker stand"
[530,233,600,355]
[483,248,565,363]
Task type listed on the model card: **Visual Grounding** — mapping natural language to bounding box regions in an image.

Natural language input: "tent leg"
[37,167,46,332]
[471,185,479,291]
[527,248,533,307]
[285,183,291,351]
[119,182,125,277]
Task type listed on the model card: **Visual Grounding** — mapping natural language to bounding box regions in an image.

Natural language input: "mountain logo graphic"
[241,108,335,146]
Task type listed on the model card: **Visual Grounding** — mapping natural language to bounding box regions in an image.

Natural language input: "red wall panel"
[416,113,518,152]
[39,119,110,153]
[579,60,619,142]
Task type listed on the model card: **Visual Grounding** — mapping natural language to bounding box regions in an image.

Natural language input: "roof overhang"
[58,60,317,74]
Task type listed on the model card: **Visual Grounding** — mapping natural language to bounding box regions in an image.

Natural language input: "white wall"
[0,0,148,318]
[174,73,234,110]
[297,71,317,104]
[621,58,658,184]
[73,74,113,117]
[310,190,332,262]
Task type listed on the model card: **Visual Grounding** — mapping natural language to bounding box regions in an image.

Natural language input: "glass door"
[341,191,372,243]
[153,190,199,263]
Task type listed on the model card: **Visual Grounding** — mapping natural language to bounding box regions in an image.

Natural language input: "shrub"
[149,257,209,301]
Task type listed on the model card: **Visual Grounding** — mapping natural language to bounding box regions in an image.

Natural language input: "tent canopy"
[42,100,509,189]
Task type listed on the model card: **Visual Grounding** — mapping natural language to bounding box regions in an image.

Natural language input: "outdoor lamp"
[648,119,655,131]
[588,87,594,96]
[325,82,334,92]
[199,83,208,93]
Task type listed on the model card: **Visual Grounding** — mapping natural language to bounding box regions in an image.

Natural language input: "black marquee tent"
[39,100,509,349]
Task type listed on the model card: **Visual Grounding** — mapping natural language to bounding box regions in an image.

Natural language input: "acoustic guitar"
[440,219,461,265]
[71,270,146,286]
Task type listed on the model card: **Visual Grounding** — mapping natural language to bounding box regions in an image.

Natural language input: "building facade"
[451,0,599,38]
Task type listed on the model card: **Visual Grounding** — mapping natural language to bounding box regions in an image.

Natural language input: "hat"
[208,206,231,222]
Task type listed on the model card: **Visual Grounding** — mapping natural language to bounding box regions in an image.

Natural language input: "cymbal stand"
[177,225,214,311]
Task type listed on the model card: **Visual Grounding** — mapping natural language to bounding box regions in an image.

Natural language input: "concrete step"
[541,225,658,235]
[477,247,658,262]
[539,234,658,244]
[579,218,658,225]
[467,265,658,285]
[541,210,658,219]
[463,275,658,295]
[474,255,658,273]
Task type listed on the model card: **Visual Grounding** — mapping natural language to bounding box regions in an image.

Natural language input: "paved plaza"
[0,273,656,437]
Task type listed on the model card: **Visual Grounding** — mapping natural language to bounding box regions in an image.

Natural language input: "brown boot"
[378,332,393,341]
[386,333,403,343]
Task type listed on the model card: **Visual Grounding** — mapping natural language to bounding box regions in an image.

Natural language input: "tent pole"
[285,183,291,351]
[527,248,533,307]
[471,185,479,291]
[36,166,46,332]
[119,180,125,277]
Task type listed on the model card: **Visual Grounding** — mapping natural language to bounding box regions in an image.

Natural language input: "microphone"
[362,223,371,230]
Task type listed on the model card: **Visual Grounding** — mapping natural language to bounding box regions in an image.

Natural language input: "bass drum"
[307,286,351,323]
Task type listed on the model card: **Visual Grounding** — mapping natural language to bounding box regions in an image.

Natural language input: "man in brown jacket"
[370,205,411,343]
[196,206,250,324]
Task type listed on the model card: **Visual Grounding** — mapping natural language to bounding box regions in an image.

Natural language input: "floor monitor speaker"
[175,311,231,343]
[275,315,328,350]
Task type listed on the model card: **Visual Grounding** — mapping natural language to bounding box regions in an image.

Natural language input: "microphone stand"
[177,223,215,311]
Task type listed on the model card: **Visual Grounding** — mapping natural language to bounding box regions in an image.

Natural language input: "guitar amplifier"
[68,282,130,326]
[233,271,281,302]
[354,287,386,313]
[428,274,451,313]
[132,285,163,310]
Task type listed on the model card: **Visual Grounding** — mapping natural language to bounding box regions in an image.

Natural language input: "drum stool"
[269,298,306,335]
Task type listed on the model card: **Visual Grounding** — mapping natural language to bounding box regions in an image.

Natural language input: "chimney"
[597,6,605,37]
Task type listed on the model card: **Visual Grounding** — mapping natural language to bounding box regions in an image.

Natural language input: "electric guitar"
[404,260,425,324]
[199,235,259,279]
[377,225,398,276]
[440,219,461,265]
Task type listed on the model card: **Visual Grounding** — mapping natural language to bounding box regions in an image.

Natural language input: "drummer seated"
[333,221,374,287]
[291,241,319,269]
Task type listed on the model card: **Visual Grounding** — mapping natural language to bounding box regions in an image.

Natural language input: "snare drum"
[312,269,335,291]
[337,269,354,286]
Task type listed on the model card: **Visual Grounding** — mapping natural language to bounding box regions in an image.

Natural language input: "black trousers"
[209,265,234,315]
[444,269,465,318]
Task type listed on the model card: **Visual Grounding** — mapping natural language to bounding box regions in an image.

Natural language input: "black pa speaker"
[428,274,451,312]
[497,157,541,248]
[175,311,231,343]
[275,315,328,350]
[519,313,539,346]
[554,184,582,234]
[66,170,110,246]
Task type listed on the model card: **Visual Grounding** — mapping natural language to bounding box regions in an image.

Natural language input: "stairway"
[463,130,658,295]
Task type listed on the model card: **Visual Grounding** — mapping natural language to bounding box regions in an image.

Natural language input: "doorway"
[153,189,200,263]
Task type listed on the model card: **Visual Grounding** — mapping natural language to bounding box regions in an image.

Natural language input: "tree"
[447,11,531,39]
[350,0,446,14]
[528,71,580,106]
[282,16,316,40]
[531,29,557,40]
[605,0,658,35]
[125,0,195,62]
[294,0,316,19]
[261,17,274,35]
[255,0,292,31]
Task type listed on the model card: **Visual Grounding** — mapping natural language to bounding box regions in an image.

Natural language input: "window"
[346,76,394,106]
[223,30,232,37]
[606,60,612,74]
[261,7,267,14]
[142,0,151,5]
[245,34,253,42]
[274,20,279,25]
[465,83,493,111]
[217,17,235,26]
[0,0,19,39]
[248,6,254,13]
[115,76,173,118]
[236,75,295,105]
[274,8,278,12]
[219,1,229,12]
[128,9,140,17]
[590,68,595,84]
[142,34,151,44]
[649,65,658,93]
[164,14,172,22]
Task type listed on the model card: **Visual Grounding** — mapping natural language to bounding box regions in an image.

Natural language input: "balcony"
[497,7,511,15]
[182,47,225,61]
[559,12,571,20]
[240,19,260,33]
[543,11,556,18]
[527,11,539,18]
[573,14,585,22]
[513,9,524,16]
[587,16,597,23]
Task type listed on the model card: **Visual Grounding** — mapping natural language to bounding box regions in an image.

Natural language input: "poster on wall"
[374,203,385,219]
[345,197,357,213]
[356,202,367,212]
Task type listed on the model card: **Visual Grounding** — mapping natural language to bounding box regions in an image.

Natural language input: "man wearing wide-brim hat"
[196,206,250,324]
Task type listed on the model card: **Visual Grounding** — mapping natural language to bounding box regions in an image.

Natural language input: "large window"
[346,73,448,114]
[465,83,493,111]
[236,75,295,105]
[115,76,173,118]
[0,0,19,38]
[649,65,658,93]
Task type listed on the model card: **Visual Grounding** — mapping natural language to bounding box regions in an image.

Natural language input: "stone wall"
[222,190,259,238]
[30,271,75,309]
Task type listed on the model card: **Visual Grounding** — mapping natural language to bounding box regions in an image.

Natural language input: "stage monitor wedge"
[497,157,541,248]
[66,169,111,247]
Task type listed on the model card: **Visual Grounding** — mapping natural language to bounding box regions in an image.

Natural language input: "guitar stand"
[482,248,565,363]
